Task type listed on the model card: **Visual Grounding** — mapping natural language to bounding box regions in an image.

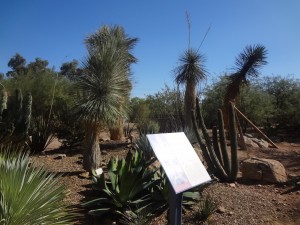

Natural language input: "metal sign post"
[169,186,183,225]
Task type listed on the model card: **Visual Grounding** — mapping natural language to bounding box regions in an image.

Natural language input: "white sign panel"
[147,132,211,194]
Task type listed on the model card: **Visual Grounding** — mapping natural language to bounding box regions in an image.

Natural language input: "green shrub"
[0,146,76,225]
[138,120,160,135]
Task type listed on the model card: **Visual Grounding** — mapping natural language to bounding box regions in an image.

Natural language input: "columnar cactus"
[0,89,32,145]
[192,98,238,182]
[0,90,7,121]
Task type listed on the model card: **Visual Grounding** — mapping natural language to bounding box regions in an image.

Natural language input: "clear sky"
[1,0,299,97]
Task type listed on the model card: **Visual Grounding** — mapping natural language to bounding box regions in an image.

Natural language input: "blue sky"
[1,0,299,97]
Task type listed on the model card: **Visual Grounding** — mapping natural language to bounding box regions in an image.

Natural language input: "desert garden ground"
[30,131,300,225]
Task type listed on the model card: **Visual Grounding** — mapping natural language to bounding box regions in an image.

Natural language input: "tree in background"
[60,60,83,80]
[27,57,50,74]
[2,56,74,153]
[262,76,300,129]
[6,53,27,77]
[237,83,275,131]
[73,25,134,172]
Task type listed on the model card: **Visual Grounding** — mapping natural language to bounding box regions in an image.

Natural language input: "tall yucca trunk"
[83,123,101,172]
[184,80,196,129]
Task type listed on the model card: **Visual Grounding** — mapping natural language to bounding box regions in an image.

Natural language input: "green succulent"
[82,149,159,217]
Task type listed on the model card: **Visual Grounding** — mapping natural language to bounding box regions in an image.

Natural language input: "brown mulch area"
[30,139,300,225]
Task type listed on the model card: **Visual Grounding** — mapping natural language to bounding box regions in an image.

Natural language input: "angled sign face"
[147,132,211,194]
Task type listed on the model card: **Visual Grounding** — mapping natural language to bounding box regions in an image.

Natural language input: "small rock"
[229,183,236,188]
[228,211,234,216]
[55,154,66,159]
[78,172,90,179]
[217,206,226,214]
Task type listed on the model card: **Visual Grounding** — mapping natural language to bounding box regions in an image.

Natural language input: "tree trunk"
[83,123,101,172]
[110,116,124,140]
[184,81,196,129]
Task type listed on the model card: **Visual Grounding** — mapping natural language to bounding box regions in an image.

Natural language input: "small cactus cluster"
[192,98,238,182]
[0,89,32,145]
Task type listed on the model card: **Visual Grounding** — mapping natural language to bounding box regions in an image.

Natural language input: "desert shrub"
[27,115,56,154]
[262,75,300,128]
[53,98,83,149]
[145,85,184,132]
[138,120,160,135]
[201,76,228,128]
[0,145,76,224]
[237,83,275,131]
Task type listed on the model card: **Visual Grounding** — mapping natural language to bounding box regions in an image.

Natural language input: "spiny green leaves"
[174,48,206,86]
[83,149,159,218]
[0,147,77,225]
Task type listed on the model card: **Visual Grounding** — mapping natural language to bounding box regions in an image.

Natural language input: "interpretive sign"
[147,132,211,194]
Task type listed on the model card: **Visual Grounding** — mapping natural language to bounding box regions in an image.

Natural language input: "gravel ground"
[30,139,300,225]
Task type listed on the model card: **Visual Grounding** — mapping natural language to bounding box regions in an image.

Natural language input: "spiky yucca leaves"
[0,146,76,225]
[86,25,138,141]
[85,25,138,66]
[74,26,134,171]
[224,44,267,105]
[174,48,206,129]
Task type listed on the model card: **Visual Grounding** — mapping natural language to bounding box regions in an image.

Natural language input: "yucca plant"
[0,146,76,225]
[82,149,159,218]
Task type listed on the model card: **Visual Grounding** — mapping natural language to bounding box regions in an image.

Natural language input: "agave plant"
[0,146,76,225]
[82,148,159,218]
